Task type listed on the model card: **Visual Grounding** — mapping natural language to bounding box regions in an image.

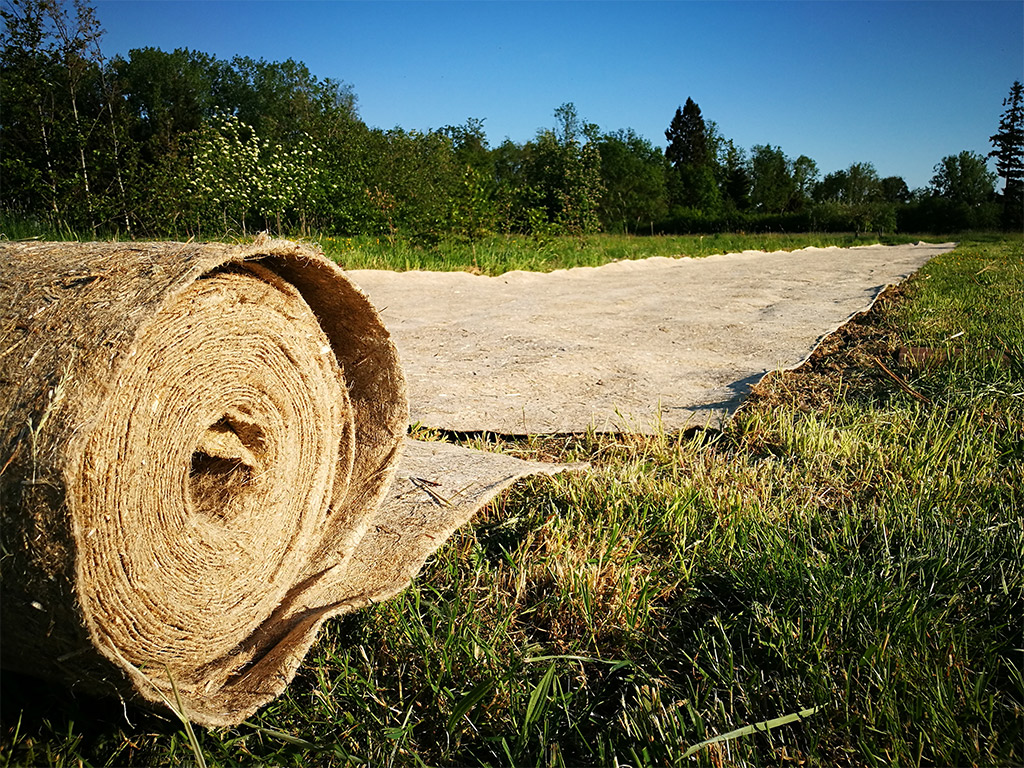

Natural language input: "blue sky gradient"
[94,1,1023,190]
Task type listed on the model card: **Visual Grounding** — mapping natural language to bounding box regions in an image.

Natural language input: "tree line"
[2,0,1022,241]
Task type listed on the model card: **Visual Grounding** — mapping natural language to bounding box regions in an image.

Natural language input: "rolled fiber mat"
[0,238,568,727]
[350,242,956,434]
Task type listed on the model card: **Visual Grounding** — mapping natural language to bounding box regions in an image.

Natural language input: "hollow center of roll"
[189,415,264,522]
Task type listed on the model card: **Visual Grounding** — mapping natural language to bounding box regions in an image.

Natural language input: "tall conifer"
[989,80,1024,229]
[664,98,720,212]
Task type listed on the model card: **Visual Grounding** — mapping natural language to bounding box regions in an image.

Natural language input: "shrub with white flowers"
[258,134,324,233]
[190,113,324,233]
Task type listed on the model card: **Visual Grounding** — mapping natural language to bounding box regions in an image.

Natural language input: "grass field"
[1,234,1021,767]
[316,232,926,274]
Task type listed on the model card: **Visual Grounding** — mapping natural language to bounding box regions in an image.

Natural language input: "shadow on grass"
[0,668,184,765]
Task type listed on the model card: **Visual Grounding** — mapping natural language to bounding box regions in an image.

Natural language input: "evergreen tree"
[665,98,707,169]
[989,80,1024,229]
[664,98,720,212]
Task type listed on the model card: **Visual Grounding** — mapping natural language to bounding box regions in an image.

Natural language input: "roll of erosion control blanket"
[0,237,568,727]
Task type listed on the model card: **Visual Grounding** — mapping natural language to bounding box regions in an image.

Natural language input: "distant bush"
[898,197,1001,233]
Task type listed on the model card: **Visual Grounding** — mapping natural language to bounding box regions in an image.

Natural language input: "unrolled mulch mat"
[351,241,955,433]
[1,237,951,728]
[0,237,567,727]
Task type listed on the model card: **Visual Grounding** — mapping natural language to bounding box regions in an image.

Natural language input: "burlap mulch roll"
[0,237,566,727]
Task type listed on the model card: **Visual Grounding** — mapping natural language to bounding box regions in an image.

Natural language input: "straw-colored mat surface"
[351,242,954,434]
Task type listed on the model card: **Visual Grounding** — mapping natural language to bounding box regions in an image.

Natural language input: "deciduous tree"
[523,103,604,235]
[114,47,217,159]
[1,0,107,228]
[597,128,667,233]
[791,155,819,211]
[718,139,750,211]
[814,162,882,204]
[880,176,911,204]
[930,151,996,206]
[749,145,796,213]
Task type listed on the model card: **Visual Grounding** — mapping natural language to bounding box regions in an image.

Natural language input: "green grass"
[1,235,1021,766]
[317,231,926,274]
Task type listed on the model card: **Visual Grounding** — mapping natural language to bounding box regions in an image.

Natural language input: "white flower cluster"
[189,113,324,223]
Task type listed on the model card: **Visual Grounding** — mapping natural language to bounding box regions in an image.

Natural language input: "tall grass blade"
[681,705,823,759]
[448,679,496,731]
[246,723,321,750]
[522,662,557,739]
[165,665,207,768]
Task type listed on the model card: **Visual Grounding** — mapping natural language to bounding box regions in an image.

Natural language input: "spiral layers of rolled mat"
[0,238,411,726]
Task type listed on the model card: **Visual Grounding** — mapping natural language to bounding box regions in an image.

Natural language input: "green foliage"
[527,103,605,236]
[0,0,363,237]
[880,175,912,204]
[718,139,752,212]
[114,47,218,158]
[665,98,722,213]
[441,118,499,239]
[930,150,997,206]
[0,0,117,231]
[665,98,711,169]
[808,162,903,234]
[749,144,799,214]
[989,80,1024,229]
[899,196,1001,233]
[360,128,457,240]
[189,113,262,232]
[2,0,1019,243]
[814,161,883,205]
[597,129,668,233]
[225,55,358,147]
[790,154,819,209]
[188,112,325,235]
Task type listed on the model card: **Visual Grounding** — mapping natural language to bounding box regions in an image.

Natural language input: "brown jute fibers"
[0,237,569,727]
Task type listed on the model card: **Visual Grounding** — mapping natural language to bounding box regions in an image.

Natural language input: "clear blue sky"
[94,0,1023,191]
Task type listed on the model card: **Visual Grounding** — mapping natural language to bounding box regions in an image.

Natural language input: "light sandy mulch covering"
[0,238,566,727]
[350,242,955,433]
